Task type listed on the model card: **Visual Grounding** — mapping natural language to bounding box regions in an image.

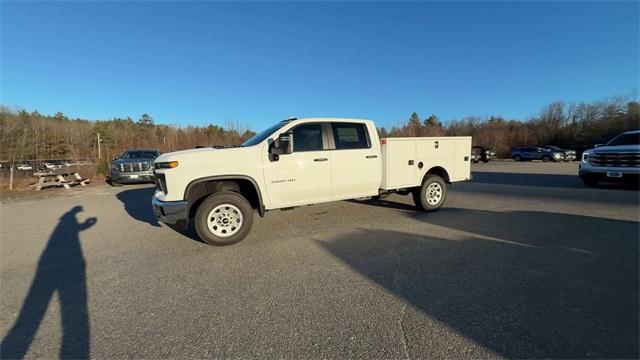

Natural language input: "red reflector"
[381,139,387,145]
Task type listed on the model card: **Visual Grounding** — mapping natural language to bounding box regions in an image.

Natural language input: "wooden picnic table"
[31,171,91,191]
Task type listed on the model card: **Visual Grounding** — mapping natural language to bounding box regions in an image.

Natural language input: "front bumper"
[152,192,188,229]
[579,163,640,183]
[111,171,155,183]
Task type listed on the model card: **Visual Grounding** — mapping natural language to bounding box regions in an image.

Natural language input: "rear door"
[263,122,332,208]
[329,122,381,200]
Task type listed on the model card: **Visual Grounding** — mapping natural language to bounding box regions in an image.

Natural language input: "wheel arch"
[185,175,265,218]
[421,166,451,184]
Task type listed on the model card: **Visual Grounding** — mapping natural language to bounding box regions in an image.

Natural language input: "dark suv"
[511,147,563,162]
[471,146,496,163]
[110,149,161,185]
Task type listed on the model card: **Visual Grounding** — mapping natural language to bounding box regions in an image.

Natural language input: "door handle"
[314,158,328,162]
[365,155,378,159]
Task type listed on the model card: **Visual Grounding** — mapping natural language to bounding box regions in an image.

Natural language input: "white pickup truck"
[152,118,472,245]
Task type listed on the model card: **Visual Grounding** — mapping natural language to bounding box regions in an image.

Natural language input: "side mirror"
[271,132,293,155]
[112,157,118,161]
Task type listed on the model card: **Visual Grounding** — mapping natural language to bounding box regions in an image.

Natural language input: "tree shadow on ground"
[1,206,96,359]
[319,209,639,358]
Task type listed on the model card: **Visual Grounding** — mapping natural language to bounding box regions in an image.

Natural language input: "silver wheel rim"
[207,204,243,237]
[425,183,443,205]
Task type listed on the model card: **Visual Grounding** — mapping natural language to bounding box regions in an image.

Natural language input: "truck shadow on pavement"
[319,209,639,358]
[115,186,203,242]
[1,206,96,359]
[472,171,639,190]
[115,186,161,227]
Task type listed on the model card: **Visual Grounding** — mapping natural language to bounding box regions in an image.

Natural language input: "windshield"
[606,133,640,146]
[544,145,561,150]
[121,150,159,159]
[241,122,286,147]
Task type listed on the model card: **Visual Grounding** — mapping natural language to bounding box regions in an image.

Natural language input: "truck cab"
[152,118,471,245]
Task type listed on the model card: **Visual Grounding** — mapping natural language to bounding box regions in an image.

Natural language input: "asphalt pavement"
[1,161,638,359]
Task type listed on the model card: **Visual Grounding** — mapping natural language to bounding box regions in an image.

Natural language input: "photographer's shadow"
[1,206,96,359]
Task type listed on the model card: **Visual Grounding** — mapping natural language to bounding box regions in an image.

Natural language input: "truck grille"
[119,162,151,173]
[589,152,640,167]
[156,172,168,194]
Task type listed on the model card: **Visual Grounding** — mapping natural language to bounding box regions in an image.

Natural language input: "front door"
[263,122,332,208]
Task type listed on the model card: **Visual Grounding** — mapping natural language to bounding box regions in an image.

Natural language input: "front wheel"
[513,155,522,162]
[413,175,447,211]
[542,155,551,162]
[195,191,254,245]
[482,159,489,163]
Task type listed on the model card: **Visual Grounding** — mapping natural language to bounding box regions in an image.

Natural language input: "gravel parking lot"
[1,161,638,359]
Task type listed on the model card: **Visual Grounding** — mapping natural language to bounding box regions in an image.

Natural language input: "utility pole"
[9,156,14,191]
[97,133,101,159]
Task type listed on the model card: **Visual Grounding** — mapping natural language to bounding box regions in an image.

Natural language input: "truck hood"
[155,146,242,162]
[588,144,640,153]
[155,146,260,172]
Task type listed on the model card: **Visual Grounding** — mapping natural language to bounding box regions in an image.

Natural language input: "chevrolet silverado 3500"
[152,118,472,245]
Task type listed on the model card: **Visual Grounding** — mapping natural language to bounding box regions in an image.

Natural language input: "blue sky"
[1,1,638,130]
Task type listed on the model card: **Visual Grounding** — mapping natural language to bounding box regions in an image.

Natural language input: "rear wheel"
[482,159,489,163]
[195,191,254,245]
[513,155,522,162]
[542,155,551,162]
[413,175,447,211]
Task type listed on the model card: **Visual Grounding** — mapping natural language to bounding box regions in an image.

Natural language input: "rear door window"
[331,122,371,150]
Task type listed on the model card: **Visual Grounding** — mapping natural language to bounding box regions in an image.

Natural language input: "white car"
[579,130,640,187]
[16,164,33,171]
[152,117,472,245]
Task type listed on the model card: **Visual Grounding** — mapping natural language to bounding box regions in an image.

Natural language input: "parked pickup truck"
[579,130,639,187]
[152,118,472,245]
[110,149,161,185]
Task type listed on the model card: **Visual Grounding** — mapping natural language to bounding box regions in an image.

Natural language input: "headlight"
[155,161,179,169]
[111,165,120,172]
[553,153,561,158]
[582,152,589,162]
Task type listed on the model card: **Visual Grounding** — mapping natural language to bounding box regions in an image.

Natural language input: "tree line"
[378,96,639,157]
[1,95,638,163]
[0,108,256,162]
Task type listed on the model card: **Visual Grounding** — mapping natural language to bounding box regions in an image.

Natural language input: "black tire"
[413,174,447,212]
[472,159,479,164]
[542,155,551,162]
[581,176,599,188]
[109,179,123,187]
[482,159,489,163]
[194,191,254,246]
[513,155,522,162]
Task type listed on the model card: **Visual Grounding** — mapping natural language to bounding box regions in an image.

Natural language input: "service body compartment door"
[381,138,416,189]
[453,137,472,181]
